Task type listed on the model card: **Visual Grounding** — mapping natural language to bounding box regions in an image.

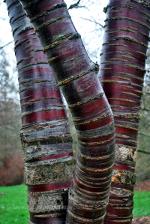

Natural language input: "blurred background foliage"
[0,47,23,186]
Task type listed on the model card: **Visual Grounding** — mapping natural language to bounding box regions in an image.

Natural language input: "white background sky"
[0,0,108,84]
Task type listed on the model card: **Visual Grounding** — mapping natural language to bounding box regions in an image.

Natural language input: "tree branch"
[80,17,104,29]
[0,41,13,50]
[68,0,84,10]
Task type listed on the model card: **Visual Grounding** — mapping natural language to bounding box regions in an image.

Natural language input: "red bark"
[19,0,115,223]
[100,0,150,223]
[6,0,73,223]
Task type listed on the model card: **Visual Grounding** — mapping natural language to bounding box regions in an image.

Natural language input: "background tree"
[136,85,150,181]
[0,47,23,186]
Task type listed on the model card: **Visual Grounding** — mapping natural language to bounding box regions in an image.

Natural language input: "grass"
[0,185,29,223]
[0,185,149,223]
[133,191,150,217]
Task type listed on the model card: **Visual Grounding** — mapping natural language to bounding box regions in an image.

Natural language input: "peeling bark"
[5,0,74,223]
[19,0,115,223]
[100,0,150,223]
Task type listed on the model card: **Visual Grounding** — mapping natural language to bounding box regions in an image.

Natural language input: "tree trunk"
[19,0,115,223]
[100,0,150,223]
[6,0,74,223]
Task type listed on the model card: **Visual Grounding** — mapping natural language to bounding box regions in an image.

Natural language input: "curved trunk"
[100,0,150,223]
[19,0,115,223]
[5,0,74,223]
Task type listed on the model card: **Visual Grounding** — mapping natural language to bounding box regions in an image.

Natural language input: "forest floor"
[0,182,149,223]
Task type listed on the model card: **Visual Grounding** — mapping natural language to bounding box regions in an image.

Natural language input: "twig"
[0,41,13,50]
[68,0,84,10]
[80,17,104,29]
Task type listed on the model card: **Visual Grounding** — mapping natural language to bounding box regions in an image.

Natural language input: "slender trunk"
[19,0,115,223]
[6,0,74,223]
[100,0,150,223]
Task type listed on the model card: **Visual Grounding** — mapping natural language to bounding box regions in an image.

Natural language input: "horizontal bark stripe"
[77,120,114,136]
[68,201,105,219]
[58,64,95,87]
[18,67,56,83]
[78,155,114,170]
[28,181,72,192]
[21,130,71,144]
[107,98,141,108]
[104,30,149,47]
[108,8,150,26]
[70,98,110,121]
[31,3,67,23]
[74,176,111,193]
[78,133,114,145]
[101,63,145,76]
[21,102,64,114]
[103,39,147,55]
[25,146,72,162]
[79,141,115,158]
[75,171,113,185]
[101,74,143,86]
[101,46,146,62]
[101,52,146,67]
[104,22,149,43]
[16,50,48,65]
[29,151,73,162]
[67,209,105,224]
[105,15,150,30]
[75,112,113,131]
[35,14,71,33]
[114,113,139,120]
[22,110,66,125]
[76,160,113,175]
[107,0,150,10]
[23,0,65,17]
[46,37,87,65]
[107,207,133,217]
[68,92,104,109]
[30,215,66,224]
[105,221,132,224]
[79,150,115,162]
[15,28,42,43]
[113,164,134,172]
[20,89,61,104]
[101,82,142,94]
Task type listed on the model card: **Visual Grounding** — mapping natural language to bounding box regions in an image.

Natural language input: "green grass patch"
[133,191,150,217]
[0,185,29,223]
[0,185,149,223]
